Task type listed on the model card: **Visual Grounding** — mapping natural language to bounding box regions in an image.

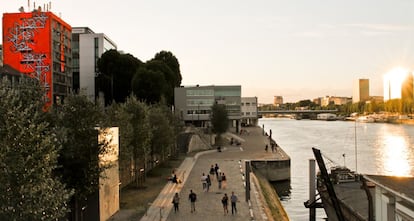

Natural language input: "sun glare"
[382,134,411,176]
[383,67,410,100]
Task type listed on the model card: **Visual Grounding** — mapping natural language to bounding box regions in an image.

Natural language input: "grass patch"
[253,170,290,221]
[118,155,186,219]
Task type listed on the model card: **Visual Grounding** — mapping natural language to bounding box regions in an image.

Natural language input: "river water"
[259,117,414,221]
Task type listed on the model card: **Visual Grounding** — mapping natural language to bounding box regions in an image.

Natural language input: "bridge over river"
[258,109,338,119]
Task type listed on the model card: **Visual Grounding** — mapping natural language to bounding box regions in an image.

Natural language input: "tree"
[114,53,142,102]
[96,49,120,105]
[145,60,176,106]
[152,51,182,87]
[97,50,142,104]
[298,99,313,108]
[54,95,110,220]
[0,78,72,220]
[131,67,167,104]
[210,103,229,143]
[116,96,152,187]
[148,104,175,164]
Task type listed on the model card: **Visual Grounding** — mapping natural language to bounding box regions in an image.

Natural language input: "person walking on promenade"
[221,193,229,215]
[214,163,220,179]
[271,142,275,152]
[231,192,238,215]
[209,165,215,181]
[189,190,197,213]
[201,173,207,191]
[221,172,227,189]
[206,174,211,192]
[265,144,268,152]
[172,192,180,213]
[218,172,223,189]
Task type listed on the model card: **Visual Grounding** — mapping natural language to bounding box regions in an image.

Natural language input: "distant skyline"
[2,0,414,103]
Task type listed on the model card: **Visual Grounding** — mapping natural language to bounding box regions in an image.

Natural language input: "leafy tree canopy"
[145,60,176,105]
[53,95,109,200]
[152,51,182,87]
[210,103,229,136]
[0,78,72,220]
[148,104,175,160]
[131,67,167,104]
[97,49,142,104]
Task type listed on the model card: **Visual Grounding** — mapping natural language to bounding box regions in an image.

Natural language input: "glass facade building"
[174,85,241,128]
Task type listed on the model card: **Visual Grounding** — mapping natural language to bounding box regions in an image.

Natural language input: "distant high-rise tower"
[274,96,283,106]
[353,79,369,103]
[2,9,72,108]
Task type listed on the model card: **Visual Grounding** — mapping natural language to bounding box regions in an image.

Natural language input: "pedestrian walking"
[214,163,219,179]
[189,190,197,213]
[201,173,207,191]
[265,144,268,152]
[221,172,227,189]
[271,143,275,152]
[206,174,211,192]
[231,192,238,215]
[172,192,180,213]
[221,193,229,215]
[218,172,223,189]
[209,165,215,181]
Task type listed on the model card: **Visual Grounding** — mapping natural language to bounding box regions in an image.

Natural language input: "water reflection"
[379,128,411,176]
[261,118,414,220]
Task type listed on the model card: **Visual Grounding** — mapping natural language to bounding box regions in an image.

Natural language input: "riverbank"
[140,126,290,221]
[109,125,291,221]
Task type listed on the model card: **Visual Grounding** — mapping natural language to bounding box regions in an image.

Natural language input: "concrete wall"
[251,160,290,182]
[98,127,120,221]
[251,170,290,220]
[187,133,211,152]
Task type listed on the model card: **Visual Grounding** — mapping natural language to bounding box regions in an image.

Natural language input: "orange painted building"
[2,9,72,108]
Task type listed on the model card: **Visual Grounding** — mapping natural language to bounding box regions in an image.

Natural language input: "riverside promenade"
[140,126,289,221]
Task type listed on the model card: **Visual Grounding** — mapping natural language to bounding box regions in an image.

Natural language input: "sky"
[2,0,414,103]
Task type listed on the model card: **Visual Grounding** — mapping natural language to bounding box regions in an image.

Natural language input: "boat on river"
[312,148,414,221]
[317,113,337,121]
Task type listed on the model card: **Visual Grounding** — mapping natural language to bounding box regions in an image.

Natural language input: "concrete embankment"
[252,169,289,221]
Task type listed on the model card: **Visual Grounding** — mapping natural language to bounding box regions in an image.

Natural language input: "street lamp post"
[191,108,194,125]
[198,103,200,127]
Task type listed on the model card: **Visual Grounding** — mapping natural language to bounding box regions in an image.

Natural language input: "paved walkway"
[141,126,285,221]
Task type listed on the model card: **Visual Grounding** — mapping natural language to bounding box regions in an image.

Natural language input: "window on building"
[94,37,99,72]
[186,89,214,96]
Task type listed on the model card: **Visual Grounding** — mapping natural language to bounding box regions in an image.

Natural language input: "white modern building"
[241,97,258,126]
[72,27,117,101]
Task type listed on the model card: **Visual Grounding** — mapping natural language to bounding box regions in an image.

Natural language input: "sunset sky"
[2,0,414,103]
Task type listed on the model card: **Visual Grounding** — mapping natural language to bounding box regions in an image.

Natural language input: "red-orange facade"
[2,10,72,108]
